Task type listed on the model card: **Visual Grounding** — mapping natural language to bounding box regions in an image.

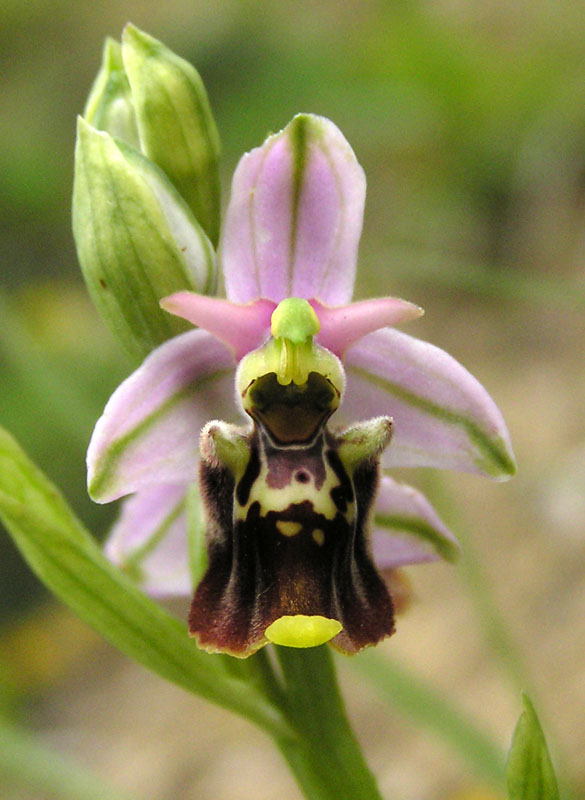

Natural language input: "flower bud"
[83,38,140,149]
[121,24,221,245]
[73,117,216,361]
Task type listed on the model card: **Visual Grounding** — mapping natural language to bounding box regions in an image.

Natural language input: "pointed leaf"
[221,114,365,305]
[507,695,560,800]
[0,426,288,738]
[343,328,516,478]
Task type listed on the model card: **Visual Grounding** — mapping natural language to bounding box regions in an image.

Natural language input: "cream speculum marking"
[189,299,396,657]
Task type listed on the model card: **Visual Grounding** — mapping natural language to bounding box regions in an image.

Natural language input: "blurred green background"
[1,1,584,798]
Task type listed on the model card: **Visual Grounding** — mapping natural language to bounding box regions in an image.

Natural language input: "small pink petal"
[221,114,365,305]
[343,328,516,478]
[105,485,191,597]
[371,476,459,570]
[161,292,276,361]
[88,329,240,503]
[311,297,423,357]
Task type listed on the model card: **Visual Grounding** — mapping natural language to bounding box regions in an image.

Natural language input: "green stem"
[250,648,287,707]
[274,646,383,800]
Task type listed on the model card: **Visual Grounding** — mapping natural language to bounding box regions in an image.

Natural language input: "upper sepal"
[221,114,366,305]
[73,118,216,361]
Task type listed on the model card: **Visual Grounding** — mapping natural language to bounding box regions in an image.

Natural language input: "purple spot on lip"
[263,435,327,489]
[295,470,310,483]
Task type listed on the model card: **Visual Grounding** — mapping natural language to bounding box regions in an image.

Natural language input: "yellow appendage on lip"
[276,520,303,537]
[265,615,342,647]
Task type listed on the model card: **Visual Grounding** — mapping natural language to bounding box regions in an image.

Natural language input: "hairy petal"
[221,114,365,305]
[105,484,191,596]
[88,330,239,502]
[343,329,516,478]
[312,297,423,357]
[371,476,459,568]
[160,292,275,361]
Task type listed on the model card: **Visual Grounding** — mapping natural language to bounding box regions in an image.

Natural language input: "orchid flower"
[87,114,515,658]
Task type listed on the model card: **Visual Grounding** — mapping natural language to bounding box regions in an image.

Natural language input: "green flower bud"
[122,24,221,246]
[73,117,216,361]
[83,38,140,149]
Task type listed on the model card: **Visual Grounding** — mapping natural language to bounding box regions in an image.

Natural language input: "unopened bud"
[83,38,140,149]
[121,24,221,245]
[73,117,215,361]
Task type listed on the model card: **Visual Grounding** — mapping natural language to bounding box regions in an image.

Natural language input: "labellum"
[189,299,396,656]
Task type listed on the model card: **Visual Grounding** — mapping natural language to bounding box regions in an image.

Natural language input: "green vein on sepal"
[88,367,234,500]
[347,364,517,478]
[374,512,459,562]
[0,425,289,740]
[121,497,186,582]
[288,114,308,289]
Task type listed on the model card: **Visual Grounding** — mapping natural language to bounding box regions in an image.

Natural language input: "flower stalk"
[274,646,384,800]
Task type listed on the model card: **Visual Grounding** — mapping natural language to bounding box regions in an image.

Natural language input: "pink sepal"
[371,476,459,569]
[105,485,191,597]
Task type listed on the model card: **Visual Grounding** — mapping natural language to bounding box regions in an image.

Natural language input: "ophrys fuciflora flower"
[87,114,515,657]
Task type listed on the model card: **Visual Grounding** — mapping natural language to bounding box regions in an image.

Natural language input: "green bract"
[85,25,220,244]
[121,25,221,245]
[73,119,216,361]
[73,24,221,361]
